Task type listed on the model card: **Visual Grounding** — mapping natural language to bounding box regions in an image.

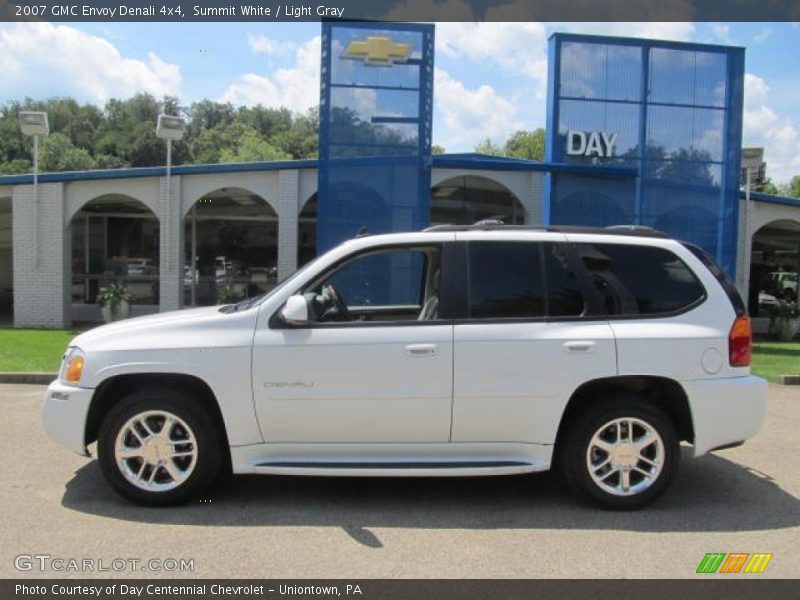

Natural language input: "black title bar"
[4,579,800,600]
[1,0,800,22]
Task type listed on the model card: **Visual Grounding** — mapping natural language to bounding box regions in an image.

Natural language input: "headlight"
[59,347,86,385]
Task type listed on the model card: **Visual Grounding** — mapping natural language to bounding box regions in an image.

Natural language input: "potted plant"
[96,282,134,323]
[770,299,800,341]
[216,285,241,304]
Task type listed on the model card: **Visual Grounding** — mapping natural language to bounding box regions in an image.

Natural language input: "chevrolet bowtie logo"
[342,36,412,66]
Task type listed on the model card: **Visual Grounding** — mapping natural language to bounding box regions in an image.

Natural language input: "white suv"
[43,225,768,509]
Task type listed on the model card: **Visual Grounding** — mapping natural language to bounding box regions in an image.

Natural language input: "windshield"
[219,255,326,313]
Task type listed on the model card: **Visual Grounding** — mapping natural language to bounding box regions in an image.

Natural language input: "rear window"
[573,243,705,316]
[681,242,745,316]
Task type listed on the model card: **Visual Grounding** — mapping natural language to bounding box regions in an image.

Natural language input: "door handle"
[406,343,437,357]
[563,340,596,353]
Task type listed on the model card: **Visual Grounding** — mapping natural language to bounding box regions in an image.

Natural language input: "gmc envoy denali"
[43,224,767,509]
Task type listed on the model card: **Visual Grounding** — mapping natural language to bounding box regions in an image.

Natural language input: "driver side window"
[306,246,441,324]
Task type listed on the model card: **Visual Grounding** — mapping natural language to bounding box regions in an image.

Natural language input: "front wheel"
[559,398,679,510]
[97,389,224,506]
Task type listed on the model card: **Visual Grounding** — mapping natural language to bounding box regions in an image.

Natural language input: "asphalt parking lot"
[1,383,798,579]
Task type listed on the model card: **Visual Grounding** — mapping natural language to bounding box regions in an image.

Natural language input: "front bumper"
[42,380,95,456]
[684,375,768,456]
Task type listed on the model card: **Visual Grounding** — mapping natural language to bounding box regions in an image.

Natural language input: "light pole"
[155,114,186,287]
[18,111,49,268]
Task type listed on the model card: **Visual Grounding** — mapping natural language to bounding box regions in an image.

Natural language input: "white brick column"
[527,172,544,226]
[12,182,69,328]
[277,170,300,281]
[159,175,183,312]
[736,198,751,308]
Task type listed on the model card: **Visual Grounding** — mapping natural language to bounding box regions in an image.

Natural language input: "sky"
[0,21,799,183]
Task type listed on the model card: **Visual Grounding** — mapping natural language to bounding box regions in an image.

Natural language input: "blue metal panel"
[543,35,560,225]
[560,41,641,102]
[317,22,434,253]
[546,33,745,276]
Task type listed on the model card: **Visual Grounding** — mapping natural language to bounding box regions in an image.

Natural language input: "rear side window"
[682,242,746,316]
[468,242,545,319]
[573,243,705,316]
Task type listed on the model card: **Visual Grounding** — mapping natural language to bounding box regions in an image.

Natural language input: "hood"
[71,305,237,351]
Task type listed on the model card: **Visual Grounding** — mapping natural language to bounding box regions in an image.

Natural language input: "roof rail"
[422,222,670,238]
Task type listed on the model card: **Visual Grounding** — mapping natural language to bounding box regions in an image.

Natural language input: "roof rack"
[423,221,669,239]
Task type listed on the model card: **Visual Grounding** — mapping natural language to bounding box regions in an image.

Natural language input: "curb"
[0,373,57,385]
[779,375,800,385]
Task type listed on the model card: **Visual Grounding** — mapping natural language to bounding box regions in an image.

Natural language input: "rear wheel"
[559,398,679,509]
[97,389,224,506]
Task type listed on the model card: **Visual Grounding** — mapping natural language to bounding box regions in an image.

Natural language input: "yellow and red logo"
[696,552,773,574]
[342,36,412,66]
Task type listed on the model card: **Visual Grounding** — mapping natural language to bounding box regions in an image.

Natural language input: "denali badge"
[263,382,315,388]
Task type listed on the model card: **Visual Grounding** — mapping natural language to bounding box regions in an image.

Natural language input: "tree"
[756,177,781,195]
[270,108,319,158]
[219,127,291,162]
[474,129,546,160]
[431,145,446,155]
[474,138,505,156]
[38,133,96,171]
[0,159,30,175]
[504,129,545,160]
[788,175,800,198]
[0,93,329,173]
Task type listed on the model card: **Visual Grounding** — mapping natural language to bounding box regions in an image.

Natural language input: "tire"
[97,388,225,506]
[558,396,679,510]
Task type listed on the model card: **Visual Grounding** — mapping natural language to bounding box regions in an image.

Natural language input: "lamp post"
[18,111,49,268]
[155,114,186,287]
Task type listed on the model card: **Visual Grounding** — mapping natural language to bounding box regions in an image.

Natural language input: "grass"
[0,329,81,372]
[751,340,800,383]
[0,328,797,382]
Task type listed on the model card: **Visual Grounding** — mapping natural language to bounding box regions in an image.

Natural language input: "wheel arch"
[85,373,230,460]
[555,375,694,452]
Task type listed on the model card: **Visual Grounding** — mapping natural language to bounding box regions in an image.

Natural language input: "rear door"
[452,234,617,445]
[569,238,727,381]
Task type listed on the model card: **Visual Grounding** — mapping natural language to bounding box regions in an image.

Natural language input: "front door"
[252,244,453,443]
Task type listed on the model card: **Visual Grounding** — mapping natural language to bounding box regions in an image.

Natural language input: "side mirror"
[280,294,310,325]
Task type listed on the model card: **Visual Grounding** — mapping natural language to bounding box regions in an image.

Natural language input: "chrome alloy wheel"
[586,417,665,497]
[114,410,198,492]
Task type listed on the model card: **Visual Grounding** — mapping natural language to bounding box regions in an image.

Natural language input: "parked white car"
[769,271,798,300]
[44,224,767,509]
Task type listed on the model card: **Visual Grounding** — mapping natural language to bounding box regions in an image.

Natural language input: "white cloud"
[743,73,800,184]
[0,22,181,103]
[709,23,734,45]
[246,33,294,55]
[753,28,773,44]
[220,36,320,112]
[433,67,522,151]
[437,23,549,96]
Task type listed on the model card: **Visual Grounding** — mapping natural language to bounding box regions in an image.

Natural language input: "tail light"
[729,316,752,367]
